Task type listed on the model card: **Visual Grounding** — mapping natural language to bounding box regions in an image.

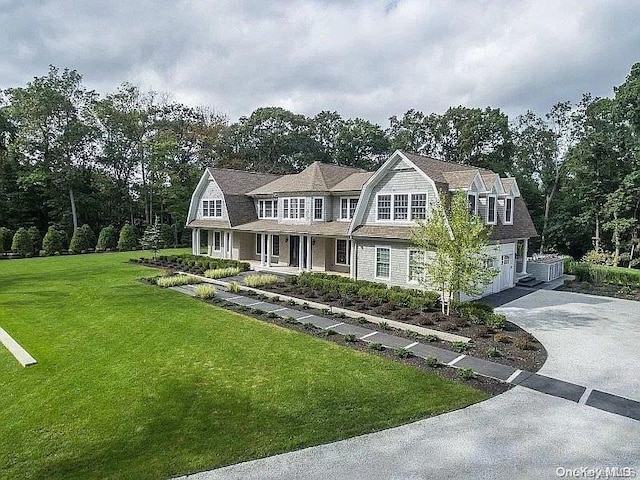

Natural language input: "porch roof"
[232,220,350,237]
[187,219,230,229]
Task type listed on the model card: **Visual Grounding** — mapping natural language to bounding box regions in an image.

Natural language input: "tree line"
[0,63,638,263]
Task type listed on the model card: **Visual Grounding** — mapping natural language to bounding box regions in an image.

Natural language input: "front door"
[501,254,513,290]
[290,235,300,267]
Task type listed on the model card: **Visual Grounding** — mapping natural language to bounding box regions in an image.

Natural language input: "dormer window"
[505,197,513,224]
[487,195,497,225]
[203,199,222,218]
[467,194,477,215]
[258,199,277,219]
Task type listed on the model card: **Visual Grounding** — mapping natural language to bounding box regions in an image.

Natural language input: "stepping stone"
[454,356,519,382]
[363,332,415,349]
[302,316,344,329]
[517,373,586,402]
[228,296,263,306]
[255,302,288,313]
[586,390,640,421]
[273,308,316,320]
[170,285,197,297]
[330,323,376,337]
[406,343,460,364]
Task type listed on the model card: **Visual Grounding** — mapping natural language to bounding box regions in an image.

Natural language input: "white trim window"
[256,234,262,255]
[272,235,280,256]
[408,249,426,283]
[213,231,222,251]
[505,197,513,224]
[340,197,359,220]
[335,239,351,266]
[313,198,324,220]
[282,197,306,219]
[202,199,222,218]
[375,246,390,279]
[467,193,478,215]
[393,194,409,220]
[487,195,497,225]
[258,199,277,219]
[410,193,427,220]
[377,194,392,220]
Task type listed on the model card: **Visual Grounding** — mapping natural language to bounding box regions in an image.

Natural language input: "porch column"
[266,234,272,267]
[208,230,213,256]
[349,239,356,279]
[262,234,268,266]
[259,234,265,266]
[522,239,528,274]
[193,229,200,255]
[306,235,312,272]
[228,231,234,259]
[298,235,304,273]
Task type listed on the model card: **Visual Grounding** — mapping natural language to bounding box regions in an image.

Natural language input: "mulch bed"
[557,280,640,302]
[260,283,547,373]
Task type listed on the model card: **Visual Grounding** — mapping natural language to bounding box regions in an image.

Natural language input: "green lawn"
[0,250,487,480]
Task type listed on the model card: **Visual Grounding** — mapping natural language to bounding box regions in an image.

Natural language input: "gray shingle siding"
[196,179,229,222]
[357,240,414,288]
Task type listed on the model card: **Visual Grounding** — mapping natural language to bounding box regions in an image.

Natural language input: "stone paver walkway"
[172,283,640,422]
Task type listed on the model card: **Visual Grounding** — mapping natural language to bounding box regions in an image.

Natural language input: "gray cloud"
[1,0,638,125]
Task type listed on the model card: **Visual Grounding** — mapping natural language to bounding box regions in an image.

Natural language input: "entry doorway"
[290,235,300,267]
[501,254,513,290]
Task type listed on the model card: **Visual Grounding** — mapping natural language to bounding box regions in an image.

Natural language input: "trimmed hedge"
[42,226,68,255]
[69,224,96,254]
[295,272,440,310]
[96,226,118,250]
[566,260,640,287]
[118,224,138,251]
[160,254,250,272]
[0,227,12,254]
[11,227,32,256]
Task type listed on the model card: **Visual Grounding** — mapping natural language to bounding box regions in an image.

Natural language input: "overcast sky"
[1,0,639,125]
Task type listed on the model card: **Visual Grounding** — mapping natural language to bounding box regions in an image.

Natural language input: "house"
[186,150,539,298]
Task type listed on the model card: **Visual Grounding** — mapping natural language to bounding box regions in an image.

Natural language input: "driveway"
[177,289,640,480]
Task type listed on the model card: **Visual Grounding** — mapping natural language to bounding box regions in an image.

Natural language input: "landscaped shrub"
[244,274,279,287]
[566,261,640,287]
[487,347,502,358]
[424,334,439,342]
[11,227,32,256]
[581,249,615,266]
[0,227,11,254]
[193,284,216,299]
[395,347,412,358]
[156,275,202,288]
[493,333,512,343]
[368,342,384,351]
[344,333,357,342]
[457,368,476,380]
[451,341,469,353]
[27,226,41,255]
[42,226,67,255]
[426,356,439,367]
[69,224,95,254]
[514,338,537,350]
[485,313,507,330]
[96,226,118,250]
[204,267,241,279]
[118,223,138,251]
[227,282,240,293]
[455,302,494,325]
[167,254,250,272]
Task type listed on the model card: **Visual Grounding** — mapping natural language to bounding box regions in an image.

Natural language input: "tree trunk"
[594,212,600,251]
[69,187,78,229]
[613,212,620,266]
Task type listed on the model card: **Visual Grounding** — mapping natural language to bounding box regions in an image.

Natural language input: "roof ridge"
[207,166,281,177]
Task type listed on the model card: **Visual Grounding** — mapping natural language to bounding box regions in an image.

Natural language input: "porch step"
[516,275,544,288]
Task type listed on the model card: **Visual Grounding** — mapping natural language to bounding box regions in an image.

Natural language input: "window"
[282,197,306,219]
[335,239,350,265]
[313,198,324,220]
[272,235,280,256]
[377,195,391,220]
[258,199,277,219]
[340,197,359,220]
[505,197,513,224]
[487,195,497,224]
[256,234,262,254]
[393,194,409,220]
[408,249,425,283]
[375,247,390,279]
[213,231,221,251]
[202,199,222,218]
[468,194,477,215]
[411,194,427,220]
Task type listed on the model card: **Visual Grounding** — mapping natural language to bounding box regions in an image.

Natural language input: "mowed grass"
[0,250,487,480]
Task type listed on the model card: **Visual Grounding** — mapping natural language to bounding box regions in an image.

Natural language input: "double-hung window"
[377,195,391,220]
[282,198,306,219]
[408,249,425,283]
[393,194,409,220]
[203,199,222,218]
[410,194,427,220]
[505,197,513,224]
[313,198,324,220]
[335,239,350,265]
[257,234,280,255]
[375,247,390,279]
[340,198,358,220]
[468,194,477,215]
[487,195,497,224]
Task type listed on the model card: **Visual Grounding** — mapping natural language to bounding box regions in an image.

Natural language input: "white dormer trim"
[482,173,505,196]
[187,169,230,226]
[501,177,521,197]
[349,150,441,235]
[469,172,488,193]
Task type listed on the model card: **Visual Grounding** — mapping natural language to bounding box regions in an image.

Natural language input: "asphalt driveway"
[177,289,640,480]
